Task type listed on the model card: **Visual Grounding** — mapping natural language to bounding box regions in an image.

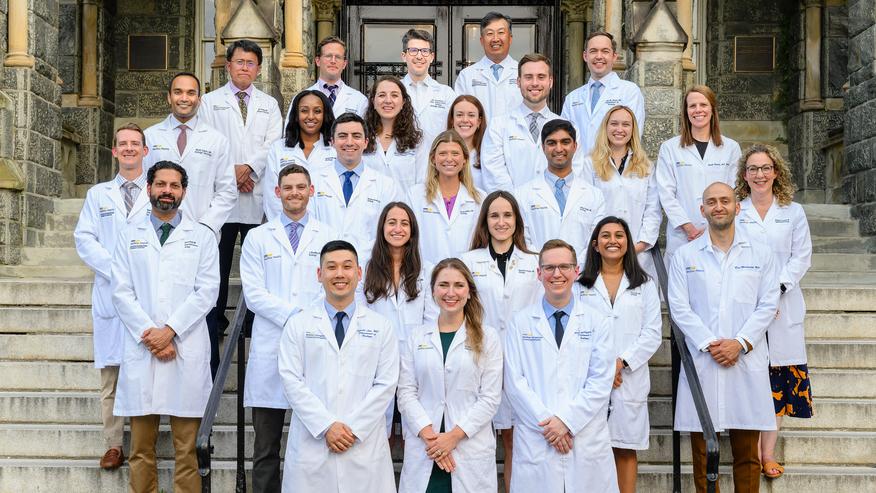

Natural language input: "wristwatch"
[780,283,787,295]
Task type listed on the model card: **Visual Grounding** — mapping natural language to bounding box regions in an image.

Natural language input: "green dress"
[425,330,457,493]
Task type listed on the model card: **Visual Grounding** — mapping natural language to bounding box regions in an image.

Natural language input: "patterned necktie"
[528,112,540,142]
[554,178,566,214]
[553,310,566,348]
[342,170,355,205]
[590,81,603,111]
[122,181,137,214]
[158,223,172,246]
[491,63,503,81]
[177,124,188,155]
[334,311,347,347]
[287,221,300,253]
[324,84,339,106]
[236,91,247,124]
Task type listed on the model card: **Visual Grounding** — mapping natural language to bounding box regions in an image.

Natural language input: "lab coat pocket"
[731,271,760,306]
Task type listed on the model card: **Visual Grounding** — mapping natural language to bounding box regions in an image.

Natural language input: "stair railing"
[649,246,719,493]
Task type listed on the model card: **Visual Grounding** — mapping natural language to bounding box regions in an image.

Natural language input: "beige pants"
[99,366,124,449]
[129,414,201,493]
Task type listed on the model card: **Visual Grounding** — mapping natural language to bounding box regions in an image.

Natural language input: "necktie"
[590,81,603,111]
[324,84,339,106]
[158,223,172,246]
[491,63,503,81]
[554,178,566,214]
[617,154,628,175]
[236,91,247,124]
[553,310,566,348]
[287,221,300,253]
[177,124,188,155]
[122,181,137,214]
[528,112,540,142]
[342,170,354,205]
[334,311,347,347]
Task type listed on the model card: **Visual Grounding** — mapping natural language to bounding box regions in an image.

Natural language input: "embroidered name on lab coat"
[212,105,231,111]
[522,332,543,342]
[575,329,592,341]
[508,78,517,85]
[774,218,790,224]
[604,98,623,106]
[357,328,378,338]
[734,265,761,272]
[571,101,585,107]
[257,108,270,114]
[305,331,326,340]
[99,206,115,217]
[366,197,381,204]
[194,148,213,157]
[429,99,446,109]
[706,162,730,167]
[184,240,199,249]
[129,239,149,250]
[472,80,488,87]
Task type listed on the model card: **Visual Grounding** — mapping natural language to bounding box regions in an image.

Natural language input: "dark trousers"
[252,407,288,493]
[691,429,761,493]
[207,222,256,378]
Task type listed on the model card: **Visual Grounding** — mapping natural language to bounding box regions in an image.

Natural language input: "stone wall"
[280,0,316,113]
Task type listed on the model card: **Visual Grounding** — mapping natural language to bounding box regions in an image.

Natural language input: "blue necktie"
[553,310,565,348]
[342,171,354,205]
[324,84,338,106]
[491,63,503,80]
[335,311,346,347]
[590,81,603,111]
[554,178,566,214]
[287,222,300,253]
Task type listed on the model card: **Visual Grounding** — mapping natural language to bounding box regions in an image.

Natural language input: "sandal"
[762,460,784,479]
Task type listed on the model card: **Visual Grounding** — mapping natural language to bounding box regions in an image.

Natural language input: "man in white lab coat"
[481,53,566,192]
[561,31,645,156]
[286,36,369,122]
[74,123,152,471]
[400,29,457,145]
[278,240,399,493]
[454,12,522,120]
[504,239,618,493]
[199,40,283,370]
[668,182,779,493]
[240,163,337,492]
[111,162,220,493]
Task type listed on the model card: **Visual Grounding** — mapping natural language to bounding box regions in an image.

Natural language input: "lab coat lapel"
[269,218,296,257]
[135,217,161,253]
[531,306,559,354]
[223,86,245,126]
[319,167,345,207]
[533,180,561,214]
[565,178,587,217]
[447,185,472,227]
[315,309,340,353]
[105,183,127,219]
[128,184,151,220]
[349,167,374,205]
[180,124,205,162]
[161,217,193,247]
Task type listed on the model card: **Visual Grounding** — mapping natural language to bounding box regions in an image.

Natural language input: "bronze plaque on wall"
[734,36,775,73]
[128,35,168,71]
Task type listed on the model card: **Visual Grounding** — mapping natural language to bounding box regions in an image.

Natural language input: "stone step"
[811,236,874,254]
[807,217,860,237]
[45,213,80,231]
[802,286,876,311]
[803,271,876,286]
[648,339,876,370]
[42,230,75,248]
[802,203,853,220]
[20,247,84,267]
[0,278,242,307]
[810,253,876,272]
[0,264,93,279]
[0,307,238,333]
[52,199,85,214]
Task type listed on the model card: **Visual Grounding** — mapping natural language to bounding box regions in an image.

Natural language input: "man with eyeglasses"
[454,11,523,120]
[504,239,618,493]
[286,36,368,122]
[199,39,283,369]
[400,29,457,144]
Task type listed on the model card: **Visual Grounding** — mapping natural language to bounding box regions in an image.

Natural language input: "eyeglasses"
[231,59,258,69]
[540,263,575,274]
[745,165,774,175]
[404,47,433,56]
[319,54,346,61]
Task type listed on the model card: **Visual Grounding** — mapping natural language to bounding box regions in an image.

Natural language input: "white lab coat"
[286,81,369,122]
[516,173,606,261]
[460,247,543,428]
[737,198,812,365]
[397,323,503,493]
[402,74,457,144]
[469,150,485,191]
[362,138,428,190]
[454,55,522,120]
[74,178,151,368]
[655,135,741,258]
[668,229,780,432]
[142,115,238,234]
[261,137,336,221]
[577,275,662,449]
[560,72,646,156]
[198,84,283,224]
[408,183,483,265]
[111,215,220,417]
[278,304,399,493]
[309,164,402,261]
[480,104,562,192]
[240,216,337,409]
[504,302,618,493]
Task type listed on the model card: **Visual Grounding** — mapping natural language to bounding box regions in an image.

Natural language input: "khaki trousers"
[129,414,201,493]
[690,430,761,493]
[99,366,124,449]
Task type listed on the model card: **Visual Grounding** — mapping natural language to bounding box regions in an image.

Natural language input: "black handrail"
[197,291,248,493]
[649,246,719,493]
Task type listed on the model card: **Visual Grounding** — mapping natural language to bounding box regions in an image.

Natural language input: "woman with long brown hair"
[397,258,503,493]
[446,95,487,190]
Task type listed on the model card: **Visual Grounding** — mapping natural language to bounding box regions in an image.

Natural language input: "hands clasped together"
[141,325,177,361]
[539,415,573,454]
[419,424,466,472]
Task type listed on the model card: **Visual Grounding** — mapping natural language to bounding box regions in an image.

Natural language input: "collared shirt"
[334,159,365,191]
[518,103,554,139]
[542,296,574,339]
[114,172,147,200]
[228,80,253,107]
[280,210,309,239]
[544,169,573,195]
[316,78,346,98]
[149,211,182,236]
[171,114,199,142]
[402,74,436,110]
[488,242,514,279]
[324,299,357,335]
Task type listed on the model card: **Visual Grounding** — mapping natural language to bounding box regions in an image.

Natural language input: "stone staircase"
[0,200,874,491]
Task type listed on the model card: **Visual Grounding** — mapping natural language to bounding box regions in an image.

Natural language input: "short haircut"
[402,29,434,52]
[316,36,346,58]
[518,53,552,77]
[113,122,146,147]
[331,112,368,139]
[226,39,263,65]
[539,238,577,266]
[167,72,201,96]
[585,31,617,52]
[147,161,188,189]
[541,119,577,144]
[320,240,358,265]
[480,12,512,33]
[277,163,312,187]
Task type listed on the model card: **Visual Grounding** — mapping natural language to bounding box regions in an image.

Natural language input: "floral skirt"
[770,364,814,418]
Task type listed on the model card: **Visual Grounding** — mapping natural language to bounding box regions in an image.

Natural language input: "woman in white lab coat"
[262,89,336,221]
[576,216,662,493]
[446,95,487,191]
[410,130,484,266]
[655,85,741,260]
[362,76,426,189]
[583,105,662,279]
[397,258,503,493]
[460,189,542,493]
[359,201,439,438]
[734,144,813,479]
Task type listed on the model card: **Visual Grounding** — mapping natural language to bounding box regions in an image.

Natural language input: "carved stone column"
[800,0,824,111]
[313,0,339,43]
[4,0,34,67]
[603,0,625,70]
[281,0,308,68]
[79,0,99,106]
[676,0,696,71]
[562,0,591,89]
[212,0,234,70]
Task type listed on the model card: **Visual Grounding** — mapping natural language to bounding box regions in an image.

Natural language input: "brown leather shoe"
[100,447,125,470]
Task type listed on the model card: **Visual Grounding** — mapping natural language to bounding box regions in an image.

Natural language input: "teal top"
[426,329,458,493]
[439,330,456,364]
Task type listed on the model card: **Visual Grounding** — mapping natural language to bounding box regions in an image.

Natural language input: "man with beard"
[111,161,220,493]
[668,182,779,492]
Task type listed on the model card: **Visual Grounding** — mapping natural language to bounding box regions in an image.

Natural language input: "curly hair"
[364,76,422,154]
[734,143,796,206]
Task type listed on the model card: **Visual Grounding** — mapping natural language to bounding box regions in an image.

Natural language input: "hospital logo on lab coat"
[685,265,704,273]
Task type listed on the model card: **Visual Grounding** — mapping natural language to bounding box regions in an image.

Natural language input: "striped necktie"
[122,181,137,214]
[236,91,247,124]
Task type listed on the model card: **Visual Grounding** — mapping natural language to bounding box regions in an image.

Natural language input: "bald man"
[667,182,779,492]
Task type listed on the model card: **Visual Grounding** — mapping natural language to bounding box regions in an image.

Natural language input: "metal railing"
[649,246,719,493]
[197,291,248,493]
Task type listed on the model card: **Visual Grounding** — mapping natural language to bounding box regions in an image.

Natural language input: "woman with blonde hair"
[409,130,484,265]
[583,105,662,276]
[397,258,503,493]
[734,144,813,480]
[446,95,487,190]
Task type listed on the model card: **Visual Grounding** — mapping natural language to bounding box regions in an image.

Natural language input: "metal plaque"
[734,36,775,73]
[128,34,168,71]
